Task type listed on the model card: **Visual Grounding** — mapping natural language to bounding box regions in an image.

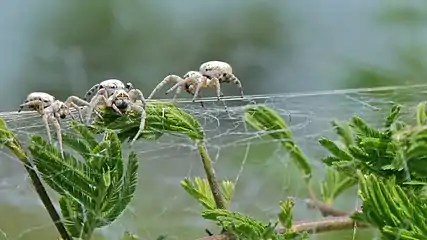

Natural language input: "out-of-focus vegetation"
[343,2,427,88]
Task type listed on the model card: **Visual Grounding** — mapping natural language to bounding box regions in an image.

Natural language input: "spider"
[90,87,147,145]
[195,60,244,100]
[147,71,206,107]
[84,79,134,124]
[18,92,92,158]
[149,61,244,103]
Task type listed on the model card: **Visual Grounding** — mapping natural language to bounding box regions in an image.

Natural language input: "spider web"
[0,84,426,240]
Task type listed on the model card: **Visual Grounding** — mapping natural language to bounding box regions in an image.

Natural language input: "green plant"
[5,98,427,239]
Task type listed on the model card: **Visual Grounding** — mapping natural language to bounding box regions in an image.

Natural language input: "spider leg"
[187,85,205,108]
[41,113,52,144]
[86,89,109,124]
[98,91,122,115]
[84,84,100,101]
[147,75,184,100]
[64,96,91,123]
[129,103,146,145]
[211,77,223,100]
[128,89,147,108]
[230,75,244,98]
[50,115,64,158]
[165,77,191,96]
[213,77,229,113]
[18,100,45,113]
[191,77,208,102]
[173,86,183,100]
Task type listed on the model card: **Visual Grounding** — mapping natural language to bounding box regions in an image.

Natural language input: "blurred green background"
[1,1,426,239]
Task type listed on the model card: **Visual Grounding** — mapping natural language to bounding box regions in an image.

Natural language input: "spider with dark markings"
[18,92,91,158]
[148,61,244,105]
[89,86,147,145]
[84,79,134,124]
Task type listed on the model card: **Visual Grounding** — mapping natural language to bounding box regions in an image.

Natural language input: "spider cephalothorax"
[18,92,92,158]
[89,87,147,145]
[84,79,135,123]
[84,79,133,101]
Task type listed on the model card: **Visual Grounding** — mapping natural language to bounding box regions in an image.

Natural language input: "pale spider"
[18,92,92,158]
[84,79,134,124]
[148,61,244,103]
[89,86,147,145]
[147,70,206,107]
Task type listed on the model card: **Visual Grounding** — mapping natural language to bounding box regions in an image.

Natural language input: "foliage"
[29,121,139,239]
[202,198,309,240]
[320,103,427,188]
[6,94,427,239]
[353,171,427,239]
[181,177,235,210]
[244,105,312,180]
[91,101,204,142]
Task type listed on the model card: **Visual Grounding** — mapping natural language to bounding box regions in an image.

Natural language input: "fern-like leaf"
[102,151,139,223]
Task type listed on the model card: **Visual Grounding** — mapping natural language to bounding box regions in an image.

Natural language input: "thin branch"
[196,140,227,210]
[196,216,371,240]
[305,198,350,217]
[6,138,73,240]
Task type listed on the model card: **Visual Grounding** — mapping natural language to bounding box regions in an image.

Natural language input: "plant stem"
[10,143,73,240]
[196,140,226,210]
[196,216,371,240]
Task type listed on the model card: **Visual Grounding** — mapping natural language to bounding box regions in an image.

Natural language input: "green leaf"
[385,104,401,129]
[102,151,139,223]
[319,138,353,161]
[69,121,99,149]
[331,120,354,146]
[58,197,85,238]
[320,168,357,204]
[355,171,427,238]
[202,209,272,239]
[416,101,427,126]
[350,116,384,139]
[29,135,97,207]
[92,102,204,142]
[278,198,294,230]
[180,177,216,210]
[244,105,312,180]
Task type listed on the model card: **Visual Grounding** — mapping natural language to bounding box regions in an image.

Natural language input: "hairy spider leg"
[186,84,205,108]
[147,75,185,100]
[129,104,147,145]
[86,88,112,124]
[128,89,147,109]
[18,100,46,114]
[225,75,244,98]
[195,76,229,113]
[127,88,148,144]
[192,77,222,102]
[42,105,65,158]
[96,90,123,115]
[83,84,101,101]
[164,77,194,96]
[64,96,92,123]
